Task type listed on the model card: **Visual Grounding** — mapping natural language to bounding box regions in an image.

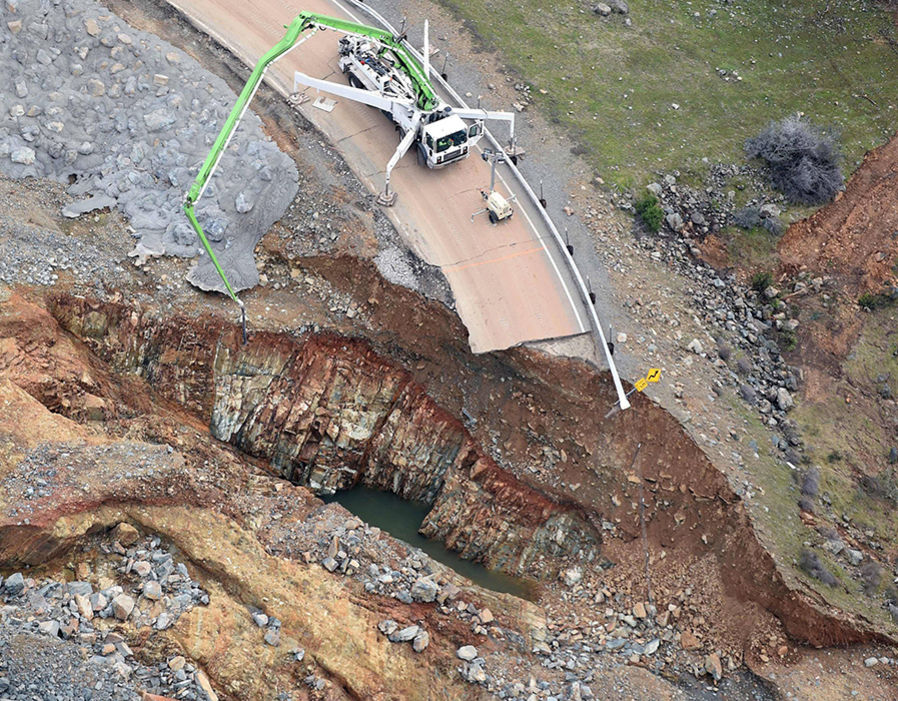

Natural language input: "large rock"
[412,630,429,652]
[704,653,722,681]
[666,212,684,232]
[388,625,419,643]
[111,593,135,620]
[10,147,35,165]
[609,0,629,13]
[456,645,478,661]
[3,572,24,596]
[776,387,794,411]
[87,79,105,97]
[142,580,162,600]
[410,577,439,603]
[143,108,176,132]
[112,521,140,545]
[235,191,254,214]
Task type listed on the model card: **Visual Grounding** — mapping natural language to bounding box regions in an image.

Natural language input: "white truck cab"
[420,114,484,168]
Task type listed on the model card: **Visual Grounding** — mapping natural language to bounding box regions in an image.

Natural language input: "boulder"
[776,387,794,411]
[410,577,439,603]
[111,594,135,620]
[143,108,176,132]
[412,630,430,652]
[389,625,419,643]
[704,652,722,681]
[142,581,162,600]
[456,645,478,661]
[3,572,24,596]
[666,212,684,231]
[10,147,35,165]
[235,191,254,213]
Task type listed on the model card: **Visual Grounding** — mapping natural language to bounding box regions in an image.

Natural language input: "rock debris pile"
[0,525,215,699]
[0,0,297,290]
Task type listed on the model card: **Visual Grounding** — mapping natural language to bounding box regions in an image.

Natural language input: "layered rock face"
[51,295,600,576]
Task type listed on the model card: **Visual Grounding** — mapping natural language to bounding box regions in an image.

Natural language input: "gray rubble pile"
[0,531,214,700]
[0,0,298,292]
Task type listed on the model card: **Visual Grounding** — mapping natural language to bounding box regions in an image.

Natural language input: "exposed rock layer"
[49,294,601,576]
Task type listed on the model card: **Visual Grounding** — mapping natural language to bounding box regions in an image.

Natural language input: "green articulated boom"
[183,11,437,336]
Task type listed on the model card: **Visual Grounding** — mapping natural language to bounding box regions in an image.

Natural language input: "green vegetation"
[778,328,798,352]
[750,270,773,293]
[858,289,898,310]
[439,0,898,191]
[634,192,663,231]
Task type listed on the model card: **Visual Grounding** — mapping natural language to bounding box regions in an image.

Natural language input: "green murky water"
[325,486,535,600]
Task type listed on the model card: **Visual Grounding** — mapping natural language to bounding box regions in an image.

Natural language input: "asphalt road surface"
[169,0,590,352]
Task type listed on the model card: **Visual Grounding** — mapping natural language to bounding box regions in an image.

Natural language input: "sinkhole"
[324,486,536,599]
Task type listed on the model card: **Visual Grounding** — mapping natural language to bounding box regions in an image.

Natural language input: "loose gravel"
[0,0,298,292]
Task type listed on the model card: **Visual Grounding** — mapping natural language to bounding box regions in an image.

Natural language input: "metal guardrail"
[337,0,630,410]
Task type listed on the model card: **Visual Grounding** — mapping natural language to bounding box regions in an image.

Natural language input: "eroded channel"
[31,290,884,651]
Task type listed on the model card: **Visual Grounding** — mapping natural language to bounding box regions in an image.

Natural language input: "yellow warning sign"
[646,368,661,383]
[635,377,649,392]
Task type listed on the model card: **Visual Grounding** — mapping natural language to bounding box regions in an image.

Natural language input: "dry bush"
[745,116,843,204]
[801,466,820,497]
[799,548,837,587]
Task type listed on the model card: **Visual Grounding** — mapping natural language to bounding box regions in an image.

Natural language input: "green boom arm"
[184,11,437,318]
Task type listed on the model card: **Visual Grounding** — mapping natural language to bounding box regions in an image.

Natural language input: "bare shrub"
[745,115,843,204]
[798,548,838,587]
[734,206,761,229]
[801,466,820,497]
[885,584,898,604]
[860,562,882,595]
[818,525,838,540]
[797,495,815,513]
[733,205,783,235]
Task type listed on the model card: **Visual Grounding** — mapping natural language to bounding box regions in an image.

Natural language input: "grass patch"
[438,0,898,193]
[634,192,663,231]
[726,227,780,275]
[858,290,898,311]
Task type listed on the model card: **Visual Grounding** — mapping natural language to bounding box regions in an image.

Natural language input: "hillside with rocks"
[0,0,897,699]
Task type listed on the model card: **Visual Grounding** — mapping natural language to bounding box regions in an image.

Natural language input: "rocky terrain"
[0,0,897,699]
[1,0,297,291]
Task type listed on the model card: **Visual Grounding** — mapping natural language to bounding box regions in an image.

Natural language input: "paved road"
[169,0,589,352]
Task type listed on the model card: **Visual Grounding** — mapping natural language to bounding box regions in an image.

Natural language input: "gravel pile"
[0,529,213,699]
[0,0,298,292]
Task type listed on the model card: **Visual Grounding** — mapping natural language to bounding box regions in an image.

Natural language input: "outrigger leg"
[376,113,422,206]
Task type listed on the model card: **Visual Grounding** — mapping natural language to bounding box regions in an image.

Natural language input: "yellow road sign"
[635,377,648,392]
[646,368,661,383]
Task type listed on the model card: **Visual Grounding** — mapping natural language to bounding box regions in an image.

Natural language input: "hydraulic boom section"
[184,10,515,325]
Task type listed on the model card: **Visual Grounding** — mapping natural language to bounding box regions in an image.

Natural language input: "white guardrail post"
[336,0,631,411]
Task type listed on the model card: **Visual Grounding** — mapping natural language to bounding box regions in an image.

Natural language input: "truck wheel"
[348,74,362,89]
[488,210,498,224]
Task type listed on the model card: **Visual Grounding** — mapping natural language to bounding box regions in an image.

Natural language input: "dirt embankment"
[779,135,898,297]
[777,133,898,373]
[2,285,885,658]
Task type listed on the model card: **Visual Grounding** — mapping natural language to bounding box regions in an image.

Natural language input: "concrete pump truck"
[184,10,517,328]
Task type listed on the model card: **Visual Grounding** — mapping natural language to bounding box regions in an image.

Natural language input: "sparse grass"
[438,0,898,194]
[723,393,897,631]
[726,226,780,273]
